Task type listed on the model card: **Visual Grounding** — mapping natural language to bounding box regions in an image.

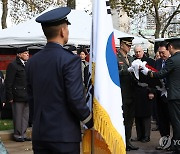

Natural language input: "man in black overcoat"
[25,7,93,154]
[142,38,180,154]
[5,47,30,142]
[133,45,158,143]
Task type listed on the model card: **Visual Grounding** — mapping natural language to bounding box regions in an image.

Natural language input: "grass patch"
[0,119,13,131]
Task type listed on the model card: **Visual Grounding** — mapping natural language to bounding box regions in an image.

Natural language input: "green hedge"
[0,120,13,130]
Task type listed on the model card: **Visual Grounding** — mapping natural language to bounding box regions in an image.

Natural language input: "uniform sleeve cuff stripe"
[82,113,92,124]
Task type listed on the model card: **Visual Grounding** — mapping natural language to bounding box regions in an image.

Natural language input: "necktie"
[162,60,165,68]
[24,61,27,66]
[162,60,167,85]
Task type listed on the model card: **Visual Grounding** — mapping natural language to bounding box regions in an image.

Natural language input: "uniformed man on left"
[5,47,31,142]
[25,7,93,154]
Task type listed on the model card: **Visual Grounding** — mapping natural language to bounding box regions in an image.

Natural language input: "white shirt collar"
[19,58,27,66]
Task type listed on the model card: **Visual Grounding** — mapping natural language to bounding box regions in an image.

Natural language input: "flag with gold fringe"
[83,0,126,153]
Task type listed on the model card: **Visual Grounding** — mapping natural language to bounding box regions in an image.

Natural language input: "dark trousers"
[152,98,158,123]
[12,102,29,139]
[157,95,170,137]
[122,99,135,144]
[168,100,180,153]
[33,141,80,154]
[135,116,151,139]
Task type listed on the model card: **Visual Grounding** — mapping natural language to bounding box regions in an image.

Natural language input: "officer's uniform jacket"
[153,52,180,100]
[25,42,93,142]
[117,51,135,100]
[5,57,28,102]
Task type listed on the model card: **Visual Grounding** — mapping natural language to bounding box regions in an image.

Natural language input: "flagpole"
[88,0,126,153]
[91,1,94,153]
[91,129,94,154]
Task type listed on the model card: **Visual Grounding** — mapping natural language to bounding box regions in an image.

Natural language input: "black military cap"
[36,7,71,26]
[16,46,29,54]
[118,37,134,46]
[165,37,180,48]
[165,37,180,43]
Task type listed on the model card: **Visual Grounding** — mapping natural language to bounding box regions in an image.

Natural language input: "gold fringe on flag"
[93,98,126,154]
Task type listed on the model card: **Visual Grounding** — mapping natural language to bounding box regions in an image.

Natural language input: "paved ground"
[3,140,33,154]
[127,124,173,154]
[2,123,173,154]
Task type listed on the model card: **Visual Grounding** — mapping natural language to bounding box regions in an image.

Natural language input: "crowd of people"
[0,6,180,154]
[125,38,180,154]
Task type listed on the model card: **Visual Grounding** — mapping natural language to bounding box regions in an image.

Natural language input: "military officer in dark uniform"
[25,7,93,154]
[142,38,180,154]
[5,47,30,142]
[117,37,139,151]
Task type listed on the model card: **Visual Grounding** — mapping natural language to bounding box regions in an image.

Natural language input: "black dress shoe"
[155,146,163,150]
[131,138,141,142]
[166,145,175,151]
[14,137,25,142]
[126,143,139,150]
[141,137,150,143]
[24,137,32,141]
[126,147,131,151]
[151,127,159,131]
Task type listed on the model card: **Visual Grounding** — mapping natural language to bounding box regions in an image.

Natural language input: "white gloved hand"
[128,67,134,72]
[141,61,147,68]
[128,59,143,79]
[140,66,149,75]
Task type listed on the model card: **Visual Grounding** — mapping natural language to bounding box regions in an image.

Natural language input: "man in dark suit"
[142,38,180,154]
[117,37,139,151]
[5,47,30,142]
[25,7,93,154]
[154,41,171,150]
[133,45,156,143]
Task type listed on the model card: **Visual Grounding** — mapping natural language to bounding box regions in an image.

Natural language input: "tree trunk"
[67,0,76,9]
[153,0,161,38]
[155,22,161,39]
[1,0,8,29]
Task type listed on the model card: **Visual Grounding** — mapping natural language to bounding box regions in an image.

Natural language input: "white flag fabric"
[91,0,126,153]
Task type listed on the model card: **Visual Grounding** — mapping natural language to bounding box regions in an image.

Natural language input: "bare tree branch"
[22,0,44,12]
[159,0,166,9]
[138,30,154,44]
[161,4,180,37]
